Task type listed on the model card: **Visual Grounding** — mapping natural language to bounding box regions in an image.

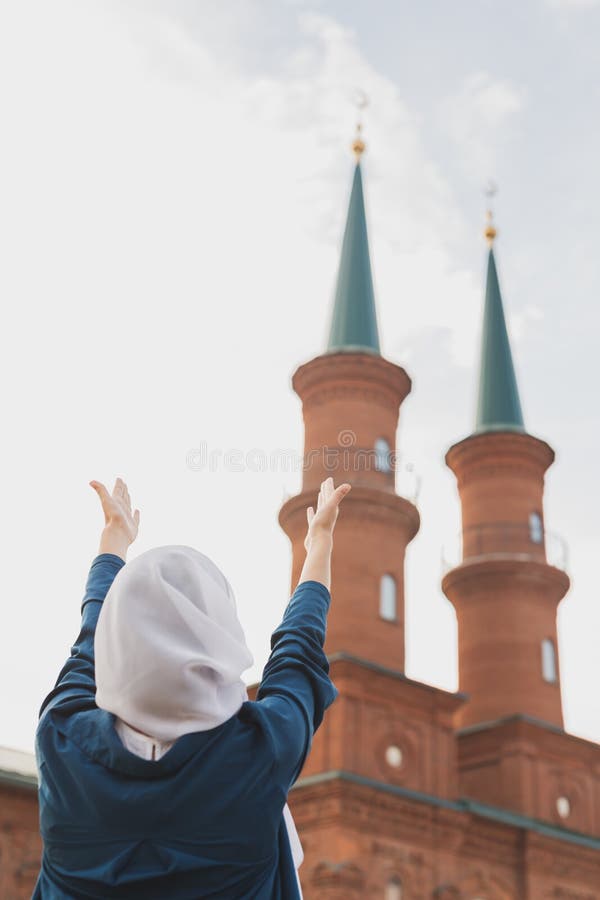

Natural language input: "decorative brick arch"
[308,859,366,899]
[379,861,416,898]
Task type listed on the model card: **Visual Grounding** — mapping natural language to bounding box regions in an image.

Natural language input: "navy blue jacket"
[33,554,337,899]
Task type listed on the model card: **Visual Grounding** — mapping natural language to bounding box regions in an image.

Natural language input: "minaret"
[442,210,570,729]
[279,129,419,672]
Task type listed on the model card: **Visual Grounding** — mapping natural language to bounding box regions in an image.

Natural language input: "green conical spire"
[327,159,380,354]
[475,241,525,433]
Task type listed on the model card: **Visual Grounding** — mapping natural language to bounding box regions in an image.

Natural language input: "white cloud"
[508,303,544,341]
[440,72,525,179]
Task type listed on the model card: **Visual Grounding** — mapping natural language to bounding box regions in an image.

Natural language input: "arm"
[38,554,125,720]
[38,477,140,721]
[297,534,333,589]
[253,478,350,789]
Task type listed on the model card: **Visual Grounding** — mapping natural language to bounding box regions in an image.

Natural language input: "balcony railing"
[441,523,569,574]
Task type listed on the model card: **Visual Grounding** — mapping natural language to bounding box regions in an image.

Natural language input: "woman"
[34,475,350,899]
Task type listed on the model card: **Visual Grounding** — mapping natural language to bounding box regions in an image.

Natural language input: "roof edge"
[292,769,600,851]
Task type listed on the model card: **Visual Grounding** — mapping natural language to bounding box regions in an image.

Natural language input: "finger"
[90,480,111,511]
[331,483,351,506]
[306,506,314,526]
[113,478,124,497]
[133,509,140,527]
[124,485,131,509]
[317,488,324,510]
[321,478,332,506]
[324,477,334,502]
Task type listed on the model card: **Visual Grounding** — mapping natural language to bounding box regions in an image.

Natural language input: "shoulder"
[238,695,310,758]
[36,705,105,771]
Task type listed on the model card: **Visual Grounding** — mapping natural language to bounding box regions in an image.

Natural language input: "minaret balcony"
[441,523,569,574]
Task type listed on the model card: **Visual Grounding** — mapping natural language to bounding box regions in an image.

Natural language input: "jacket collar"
[53,707,239,778]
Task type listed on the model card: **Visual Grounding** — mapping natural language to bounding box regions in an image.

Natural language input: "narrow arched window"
[529,511,543,544]
[541,638,557,683]
[375,437,392,473]
[380,574,397,622]
[385,878,402,900]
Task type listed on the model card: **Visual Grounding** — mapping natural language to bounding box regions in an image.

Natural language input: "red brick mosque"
[273,134,600,898]
[2,136,600,898]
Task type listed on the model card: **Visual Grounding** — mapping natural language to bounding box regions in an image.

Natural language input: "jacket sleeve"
[252,579,338,791]
[38,553,125,721]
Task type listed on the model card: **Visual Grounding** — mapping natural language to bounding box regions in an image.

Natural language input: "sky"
[1,0,599,754]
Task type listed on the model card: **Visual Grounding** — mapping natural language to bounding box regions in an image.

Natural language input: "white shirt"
[115,718,175,761]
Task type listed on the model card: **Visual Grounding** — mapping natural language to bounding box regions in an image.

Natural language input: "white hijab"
[94,545,303,886]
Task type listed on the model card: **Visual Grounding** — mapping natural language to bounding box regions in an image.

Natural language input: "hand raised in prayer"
[304,477,351,552]
[90,477,140,561]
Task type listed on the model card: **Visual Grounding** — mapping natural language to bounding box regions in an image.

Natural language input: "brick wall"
[0,782,41,900]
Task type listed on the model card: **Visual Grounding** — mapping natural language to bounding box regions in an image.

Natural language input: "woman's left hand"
[90,477,140,561]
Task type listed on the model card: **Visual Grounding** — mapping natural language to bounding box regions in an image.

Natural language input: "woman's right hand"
[304,477,351,551]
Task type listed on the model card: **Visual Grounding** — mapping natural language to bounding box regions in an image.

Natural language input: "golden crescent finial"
[484,209,497,246]
[484,179,498,246]
[352,123,365,160]
[352,90,368,160]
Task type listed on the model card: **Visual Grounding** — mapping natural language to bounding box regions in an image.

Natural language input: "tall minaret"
[279,130,419,672]
[442,211,570,729]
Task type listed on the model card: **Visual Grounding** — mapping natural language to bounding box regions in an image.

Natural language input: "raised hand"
[90,477,140,561]
[304,477,351,551]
